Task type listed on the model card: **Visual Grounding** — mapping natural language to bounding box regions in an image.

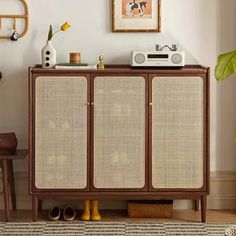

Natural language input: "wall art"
[112,0,161,32]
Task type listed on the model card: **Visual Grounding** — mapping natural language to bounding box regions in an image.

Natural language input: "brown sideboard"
[29,65,210,222]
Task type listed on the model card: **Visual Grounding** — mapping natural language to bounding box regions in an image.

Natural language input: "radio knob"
[134,53,146,65]
[171,53,182,64]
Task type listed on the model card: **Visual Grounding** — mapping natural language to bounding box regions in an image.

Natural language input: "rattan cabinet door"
[152,76,204,189]
[35,76,88,189]
[93,76,146,189]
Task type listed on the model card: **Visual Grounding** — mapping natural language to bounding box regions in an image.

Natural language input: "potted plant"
[215,50,236,81]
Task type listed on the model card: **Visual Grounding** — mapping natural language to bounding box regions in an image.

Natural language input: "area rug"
[0,222,234,236]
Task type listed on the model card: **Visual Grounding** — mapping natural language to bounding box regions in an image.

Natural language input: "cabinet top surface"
[30,64,209,75]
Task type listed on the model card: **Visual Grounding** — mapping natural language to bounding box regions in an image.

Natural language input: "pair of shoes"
[49,206,76,221]
[80,200,101,221]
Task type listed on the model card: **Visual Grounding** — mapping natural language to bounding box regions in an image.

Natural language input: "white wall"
[215,1,236,171]
[0,0,235,172]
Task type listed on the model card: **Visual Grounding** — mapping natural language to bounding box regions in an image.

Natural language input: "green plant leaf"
[47,25,53,41]
[215,50,236,81]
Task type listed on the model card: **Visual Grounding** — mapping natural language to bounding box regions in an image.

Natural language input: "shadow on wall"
[216,0,236,171]
[0,69,28,145]
[0,27,38,146]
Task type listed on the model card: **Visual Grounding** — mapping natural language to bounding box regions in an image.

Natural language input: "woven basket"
[128,200,173,218]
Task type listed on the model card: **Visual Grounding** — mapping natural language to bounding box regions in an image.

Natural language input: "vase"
[41,41,56,69]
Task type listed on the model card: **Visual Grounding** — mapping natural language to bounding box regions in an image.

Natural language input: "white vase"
[41,41,56,69]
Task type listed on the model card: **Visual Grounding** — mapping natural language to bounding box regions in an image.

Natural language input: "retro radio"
[131,44,185,67]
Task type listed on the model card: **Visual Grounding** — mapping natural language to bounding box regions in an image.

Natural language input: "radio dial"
[171,53,182,64]
[134,53,146,65]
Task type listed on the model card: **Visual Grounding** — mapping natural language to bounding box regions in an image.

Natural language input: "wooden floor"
[0,210,236,223]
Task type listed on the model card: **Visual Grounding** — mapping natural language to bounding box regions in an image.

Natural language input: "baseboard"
[208,171,236,209]
[0,171,235,210]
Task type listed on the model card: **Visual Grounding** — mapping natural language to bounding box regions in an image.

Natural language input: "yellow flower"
[61,22,70,31]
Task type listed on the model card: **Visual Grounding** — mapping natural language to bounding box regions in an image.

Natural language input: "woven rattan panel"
[152,76,204,189]
[94,76,146,189]
[35,76,87,189]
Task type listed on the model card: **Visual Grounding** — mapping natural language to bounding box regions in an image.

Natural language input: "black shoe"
[49,206,61,221]
[63,206,76,221]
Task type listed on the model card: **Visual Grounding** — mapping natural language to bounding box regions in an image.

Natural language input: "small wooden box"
[127,200,173,218]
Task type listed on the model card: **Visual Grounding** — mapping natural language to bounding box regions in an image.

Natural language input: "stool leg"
[2,160,10,222]
[8,160,16,210]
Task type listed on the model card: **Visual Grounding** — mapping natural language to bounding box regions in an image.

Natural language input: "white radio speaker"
[131,51,185,67]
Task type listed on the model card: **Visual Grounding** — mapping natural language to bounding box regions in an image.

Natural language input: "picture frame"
[112,0,161,32]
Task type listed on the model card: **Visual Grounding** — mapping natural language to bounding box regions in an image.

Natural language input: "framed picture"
[112,0,161,32]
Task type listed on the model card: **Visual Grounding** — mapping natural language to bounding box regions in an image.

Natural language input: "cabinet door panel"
[152,76,204,189]
[93,76,146,189]
[35,76,88,189]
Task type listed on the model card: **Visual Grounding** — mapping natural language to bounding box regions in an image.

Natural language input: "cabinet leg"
[38,200,42,212]
[194,200,199,212]
[8,160,17,211]
[32,196,38,222]
[201,195,207,223]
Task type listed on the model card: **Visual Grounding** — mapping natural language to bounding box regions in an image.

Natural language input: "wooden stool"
[0,150,27,221]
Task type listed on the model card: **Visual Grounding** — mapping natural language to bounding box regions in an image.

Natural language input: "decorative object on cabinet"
[112,0,161,32]
[29,65,210,222]
[55,64,97,70]
[41,41,56,69]
[156,44,178,52]
[0,0,29,40]
[70,52,81,64]
[98,55,105,70]
[131,50,185,67]
[47,22,70,41]
[41,23,70,69]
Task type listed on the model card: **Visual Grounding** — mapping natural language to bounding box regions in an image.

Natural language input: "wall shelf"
[0,0,29,39]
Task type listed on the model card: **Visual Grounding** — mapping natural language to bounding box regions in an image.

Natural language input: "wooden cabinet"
[29,65,210,222]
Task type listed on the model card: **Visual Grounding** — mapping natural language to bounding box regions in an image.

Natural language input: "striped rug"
[0,222,234,235]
